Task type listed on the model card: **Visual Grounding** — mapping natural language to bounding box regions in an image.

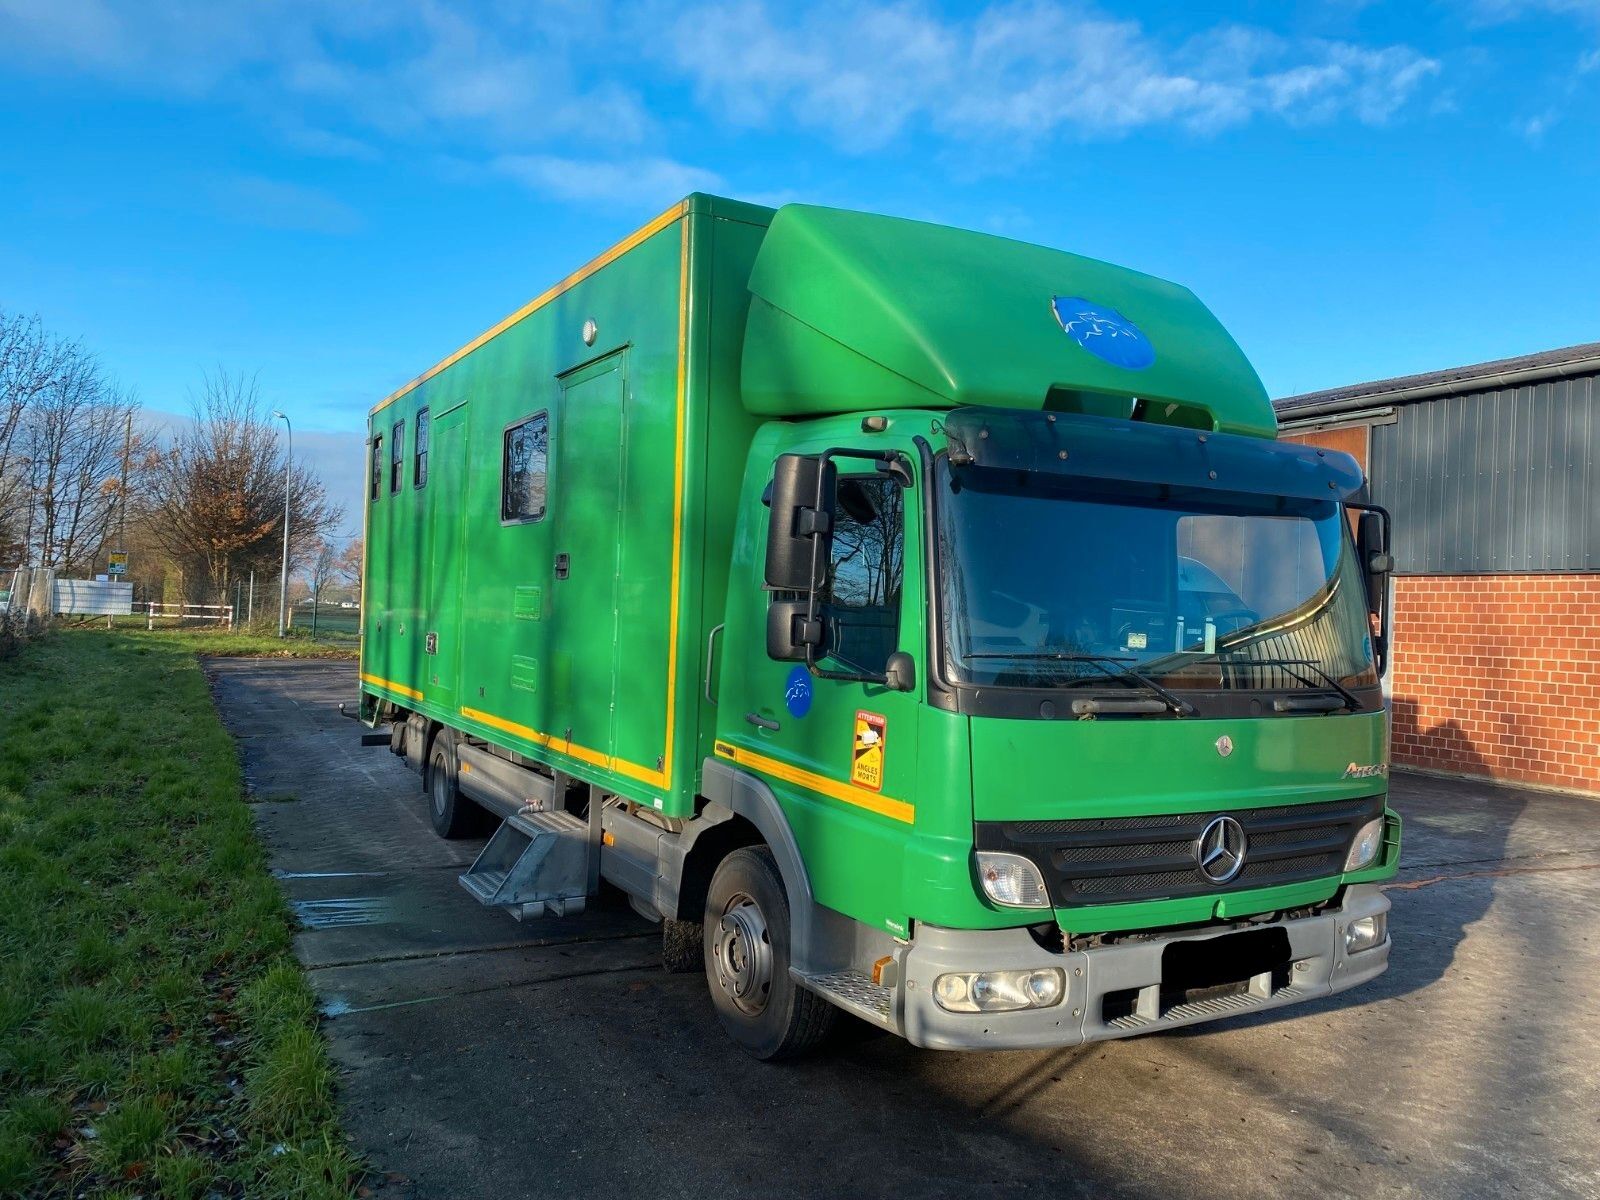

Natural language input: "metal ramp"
[459,808,592,920]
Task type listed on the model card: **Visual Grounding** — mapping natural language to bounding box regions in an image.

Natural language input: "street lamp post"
[272,411,292,638]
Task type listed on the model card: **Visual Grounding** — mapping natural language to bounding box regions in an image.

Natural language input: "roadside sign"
[107,551,128,576]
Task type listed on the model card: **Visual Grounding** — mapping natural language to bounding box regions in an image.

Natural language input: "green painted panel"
[742,204,1274,437]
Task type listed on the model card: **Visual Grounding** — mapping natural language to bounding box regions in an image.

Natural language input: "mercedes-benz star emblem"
[1215,734,1233,757]
[1196,815,1247,884]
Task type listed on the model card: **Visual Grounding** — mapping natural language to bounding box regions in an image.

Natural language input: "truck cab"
[708,405,1396,1053]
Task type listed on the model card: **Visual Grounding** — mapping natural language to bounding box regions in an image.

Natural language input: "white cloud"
[0,0,1445,170]
[657,1,1440,149]
[493,154,724,207]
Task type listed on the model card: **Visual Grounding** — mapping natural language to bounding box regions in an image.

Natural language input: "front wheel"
[703,846,835,1060]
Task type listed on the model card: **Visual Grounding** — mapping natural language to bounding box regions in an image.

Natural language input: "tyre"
[425,732,481,839]
[703,846,836,1060]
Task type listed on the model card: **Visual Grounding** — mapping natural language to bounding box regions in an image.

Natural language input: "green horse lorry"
[358,194,1400,1059]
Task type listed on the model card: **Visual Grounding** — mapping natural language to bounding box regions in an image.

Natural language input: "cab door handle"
[744,712,780,731]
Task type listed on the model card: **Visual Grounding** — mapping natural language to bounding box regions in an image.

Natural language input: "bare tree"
[20,354,140,575]
[305,537,337,607]
[0,311,141,573]
[139,370,341,603]
[335,537,363,604]
[0,309,74,562]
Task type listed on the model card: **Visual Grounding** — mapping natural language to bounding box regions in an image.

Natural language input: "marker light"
[1345,913,1387,954]
[933,968,1066,1013]
[975,851,1050,908]
[1344,818,1385,872]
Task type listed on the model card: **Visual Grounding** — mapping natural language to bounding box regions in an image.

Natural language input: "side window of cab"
[819,474,904,674]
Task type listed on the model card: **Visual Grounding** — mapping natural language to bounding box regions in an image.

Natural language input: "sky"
[2,0,1598,521]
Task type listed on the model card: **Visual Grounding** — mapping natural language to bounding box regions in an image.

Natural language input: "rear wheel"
[425,733,480,839]
[703,846,835,1060]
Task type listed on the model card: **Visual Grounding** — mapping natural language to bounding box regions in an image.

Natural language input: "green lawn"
[87,623,359,660]
[0,631,361,1198]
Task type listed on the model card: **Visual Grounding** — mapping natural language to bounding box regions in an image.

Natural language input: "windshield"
[936,459,1377,695]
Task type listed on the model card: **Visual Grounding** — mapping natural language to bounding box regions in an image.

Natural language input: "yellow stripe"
[713,743,915,825]
[360,672,422,702]
[656,215,691,792]
[369,201,690,419]
[457,706,606,769]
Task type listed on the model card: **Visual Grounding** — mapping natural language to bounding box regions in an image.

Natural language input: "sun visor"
[943,408,1365,502]
[740,204,1276,438]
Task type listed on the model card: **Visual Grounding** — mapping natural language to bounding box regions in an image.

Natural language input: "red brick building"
[1277,344,1600,796]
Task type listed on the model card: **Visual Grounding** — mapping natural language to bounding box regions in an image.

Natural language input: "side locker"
[422,403,468,712]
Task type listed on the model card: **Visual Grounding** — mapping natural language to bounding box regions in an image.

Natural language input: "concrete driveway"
[207,658,1600,1200]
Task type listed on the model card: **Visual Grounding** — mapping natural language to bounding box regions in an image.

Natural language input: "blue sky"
[2,0,1598,519]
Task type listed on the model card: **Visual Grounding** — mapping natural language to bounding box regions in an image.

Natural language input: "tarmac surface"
[206,657,1600,1200]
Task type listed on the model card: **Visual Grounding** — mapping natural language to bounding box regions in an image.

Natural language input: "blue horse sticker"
[1051,296,1155,370]
[784,666,812,719]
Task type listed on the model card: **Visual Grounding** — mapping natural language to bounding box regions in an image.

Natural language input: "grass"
[78,621,360,660]
[0,630,363,1197]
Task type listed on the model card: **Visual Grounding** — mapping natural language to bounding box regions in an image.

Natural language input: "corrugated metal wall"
[1369,371,1599,573]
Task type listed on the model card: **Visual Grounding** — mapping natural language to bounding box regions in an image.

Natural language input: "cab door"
[718,443,922,937]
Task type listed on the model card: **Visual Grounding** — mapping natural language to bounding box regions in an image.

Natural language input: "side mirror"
[765,454,836,591]
[766,598,822,661]
[1354,506,1392,674]
[1356,510,1392,600]
[884,651,917,693]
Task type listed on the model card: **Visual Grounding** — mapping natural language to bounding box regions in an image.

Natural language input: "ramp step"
[805,969,895,1026]
[459,805,593,919]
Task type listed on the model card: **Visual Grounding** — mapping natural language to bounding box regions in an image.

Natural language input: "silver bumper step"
[459,808,591,920]
[802,969,896,1028]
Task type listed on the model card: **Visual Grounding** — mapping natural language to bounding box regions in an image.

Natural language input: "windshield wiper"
[962,651,1195,716]
[1224,655,1363,712]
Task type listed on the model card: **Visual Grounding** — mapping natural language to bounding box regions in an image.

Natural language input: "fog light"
[1345,913,1387,954]
[1344,817,1385,872]
[975,851,1050,908]
[933,968,1066,1013]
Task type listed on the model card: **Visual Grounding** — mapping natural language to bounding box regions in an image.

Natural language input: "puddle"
[292,897,394,928]
[274,870,388,880]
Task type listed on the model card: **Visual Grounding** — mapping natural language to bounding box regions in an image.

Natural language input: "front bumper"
[898,884,1390,1051]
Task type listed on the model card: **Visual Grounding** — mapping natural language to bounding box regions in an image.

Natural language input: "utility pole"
[273,411,292,638]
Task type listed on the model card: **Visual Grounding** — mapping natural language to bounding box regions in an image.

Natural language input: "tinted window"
[820,474,904,673]
[390,420,404,494]
[414,408,430,488]
[502,413,549,522]
[369,435,382,503]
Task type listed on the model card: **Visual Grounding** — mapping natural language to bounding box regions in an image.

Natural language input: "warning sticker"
[851,710,887,792]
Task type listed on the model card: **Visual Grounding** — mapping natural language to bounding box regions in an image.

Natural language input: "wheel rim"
[431,762,449,817]
[712,891,773,1017]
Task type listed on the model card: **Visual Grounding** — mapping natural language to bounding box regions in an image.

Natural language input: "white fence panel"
[53,578,134,616]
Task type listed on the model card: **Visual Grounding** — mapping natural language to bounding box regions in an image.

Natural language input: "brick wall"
[1389,573,1600,794]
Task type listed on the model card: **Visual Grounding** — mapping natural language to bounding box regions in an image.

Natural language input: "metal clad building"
[1277,343,1600,796]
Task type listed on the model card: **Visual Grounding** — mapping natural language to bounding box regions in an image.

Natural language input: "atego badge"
[850,711,887,792]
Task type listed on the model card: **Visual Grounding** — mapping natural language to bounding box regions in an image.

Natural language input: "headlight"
[1344,817,1385,872]
[1345,913,1387,953]
[974,851,1050,908]
[933,968,1066,1013]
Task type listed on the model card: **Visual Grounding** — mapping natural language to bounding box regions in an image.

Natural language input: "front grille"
[976,795,1383,908]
